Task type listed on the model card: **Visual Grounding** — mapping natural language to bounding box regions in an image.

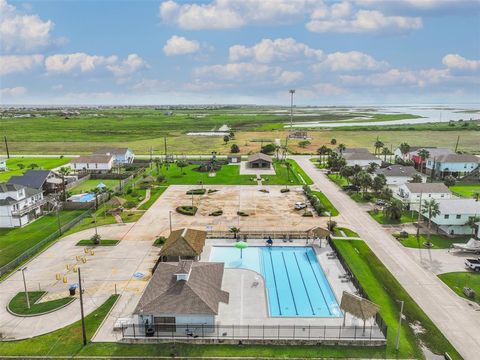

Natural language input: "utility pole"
[56,202,62,235]
[289,89,295,129]
[416,192,423,243]
[4,136,10,158]
[78,268,87,346]
[19,267,30,309]
[395,300,404,352]
[454,135,460,153]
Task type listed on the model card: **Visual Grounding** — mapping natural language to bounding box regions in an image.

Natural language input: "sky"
[0,0,479,105]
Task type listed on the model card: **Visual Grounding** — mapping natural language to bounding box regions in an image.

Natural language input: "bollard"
[84,248,89,254]
[66,264,70,270]
[82,257,87,263]
[90,250,94,255]
[73,265,78,273]
[63,276,67,283]
[56,273,61,280]
[76,255,80,261]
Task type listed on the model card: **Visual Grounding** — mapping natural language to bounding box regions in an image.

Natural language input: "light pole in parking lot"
[289,89,295,129]
[19,267,30,309]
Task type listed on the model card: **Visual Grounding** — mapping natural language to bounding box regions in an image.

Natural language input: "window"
[456,214,461,219]
[441,194,444,197]
[444,214,449,219]
[428,194,431,197]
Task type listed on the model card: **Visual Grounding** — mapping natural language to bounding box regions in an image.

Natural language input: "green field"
[450,183,480,198]
[368,210,418,225]
[311,190,339,216]
[333,227,359,237]
[333,239,462,359]
[0,157,71,182]
[69,179,119,194]
[0,210,85,269]
[8,291,74,316]
[76,239,119,246]
[138,186,168,210]
[398,234,469,249]
[439,272,480,305]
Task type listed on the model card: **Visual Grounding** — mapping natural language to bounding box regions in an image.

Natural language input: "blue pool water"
[69,193,96,202]
[210,246,341,317]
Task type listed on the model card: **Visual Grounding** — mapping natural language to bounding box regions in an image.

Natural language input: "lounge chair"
[451,238,480,253]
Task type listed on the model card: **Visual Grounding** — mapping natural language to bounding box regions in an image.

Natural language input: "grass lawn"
[311,190,339,216]
[327,173,348,188]
[0,157,71,182]
[398,234,470,249]
[450,183,480,198]
[8,291,74,316]
[438,272,480,305]
[69,179,119,194]
[333,240,462,359]
[287,159,313,184]
[119,211,144,222]
[333,227,359,237]
[368,210,418,225]
[76,239,119,246]
[138,186,167,210]
[0,210,85,269]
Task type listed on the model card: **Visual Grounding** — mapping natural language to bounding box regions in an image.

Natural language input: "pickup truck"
[465,258,480,272]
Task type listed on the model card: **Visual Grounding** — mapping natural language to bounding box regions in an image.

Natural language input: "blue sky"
[0,0,479,105]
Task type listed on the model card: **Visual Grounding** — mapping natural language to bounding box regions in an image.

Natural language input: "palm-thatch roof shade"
[308,226,330,238]
[158,228,206,260]
[340,291,379,332]
[109,196,126,207]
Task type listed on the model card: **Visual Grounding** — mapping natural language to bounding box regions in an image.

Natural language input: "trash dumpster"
[69,285,76,296]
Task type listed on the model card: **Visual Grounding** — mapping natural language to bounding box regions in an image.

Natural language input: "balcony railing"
[11,197,50,216]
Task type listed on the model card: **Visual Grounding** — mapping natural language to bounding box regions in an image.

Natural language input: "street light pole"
[395,300,404,352]
[78,268,87,346]
[289,89,295,129]
[20,267,30,309]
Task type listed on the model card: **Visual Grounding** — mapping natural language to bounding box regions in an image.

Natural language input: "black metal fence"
[0,209,93,278]
[326,236,388,338]
[120,323,386,344]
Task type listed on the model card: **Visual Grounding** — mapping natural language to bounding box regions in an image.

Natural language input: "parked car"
[294,202,307,210]
[375,199,386,206]
[342,185,360,191]
[465,258,480,272]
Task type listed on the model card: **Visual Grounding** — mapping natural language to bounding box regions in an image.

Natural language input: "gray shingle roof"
[0,183,24,193]
[247,153,272,163]
[134,261,229,315]
[437,199,480,215]
[343,152,380,161]
[435,154,480,163]
[376,165,421,177]
[8,170,53,189]
[70,155,113,164]
[404,182,451,194]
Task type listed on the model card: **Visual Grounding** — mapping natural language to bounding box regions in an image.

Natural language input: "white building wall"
[72,161,113,171]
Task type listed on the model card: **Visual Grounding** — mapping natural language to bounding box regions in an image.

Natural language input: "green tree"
[422,199,441,247]
[261,143,276,155]
[229,226,240,239]
[418,149,430,174]
[443,175,456,187]
[410,174,423,183]
[366,162,379,174]
[358,170,372,196]
[337,143,346,154]
[330,138,337,145]
[17,163,25,170]
[28,163,39,170]
[399,142,411,159]
[339,166,355,184]
[381,147,390,162]
[383,199,404,221]
[465,216,480,237]
[223,135,230,144]
[176,160,187,175]
[372,174,387,194]
[374,138,384,155]
[230,144,240,153]
[58,166,71,201]
[298,140,311,148]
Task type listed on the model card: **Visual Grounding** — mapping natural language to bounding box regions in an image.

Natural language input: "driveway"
[292,156,480,360]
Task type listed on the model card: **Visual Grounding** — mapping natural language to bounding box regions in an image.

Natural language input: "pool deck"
[202,239,378,329]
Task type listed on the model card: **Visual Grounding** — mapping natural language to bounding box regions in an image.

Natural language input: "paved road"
[293,156,480,360]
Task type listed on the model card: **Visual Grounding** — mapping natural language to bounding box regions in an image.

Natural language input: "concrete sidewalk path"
[292,155,480,360]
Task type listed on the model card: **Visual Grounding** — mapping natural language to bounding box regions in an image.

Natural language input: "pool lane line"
[293,252,315,316]
[281,251,298,315]
[268,249,282,316]
[305,249,333,316]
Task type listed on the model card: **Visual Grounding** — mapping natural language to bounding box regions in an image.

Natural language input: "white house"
[0,183,46,228]
[425,154,479,178]
[133,260,229,335]
[0,158,7,171]
[375,165,426,186]
[93,148,135,164]
[431,199,480,236]
[70,155,113,173]
[343,152,382,168]
[397,182,452,211]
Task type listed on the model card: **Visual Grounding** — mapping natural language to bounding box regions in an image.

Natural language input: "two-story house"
[375,165,426,187]
[0,183,46,228]
[93,148,135,164]
[426,154,479,178]
[70,155,113,173]
[431,199,480,236]
[397,182,452,211]
[8,170,64,194]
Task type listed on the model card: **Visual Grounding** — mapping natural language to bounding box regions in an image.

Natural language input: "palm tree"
[417,149,430,174]
[399,142,411,160]
[366,162,379,174]
[383,199,404,221]
[374,137,384,155]
[474,192,480,202]
[465,216,480,237]
[358,170,372,196]
[229,226,240,239]
[421,199,440,247]
[317,145,329,164]
[409,174,423,183]
[58,166,71,201]
[381,147,389,162]
[176,160,187,175]
[337,143,346,154]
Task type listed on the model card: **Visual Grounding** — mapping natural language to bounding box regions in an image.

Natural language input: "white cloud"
[340,68,451,87]
[45,53,148,79]
[229,38,323,63]
[159,0,313,30]
[0,0,55,52]
[313,83,346,96]
[442,54,480,71]
[307,9,422,33]
[0,86,27,97]
[194,62,276,80]
[277,70,303,85]
[107,54,149,78]
[163,35,200,56]
[0,54,44,75]
[313,51,388,72]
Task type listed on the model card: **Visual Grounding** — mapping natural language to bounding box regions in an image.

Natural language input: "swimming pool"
[210,246,341,318]
[68,192,96,203]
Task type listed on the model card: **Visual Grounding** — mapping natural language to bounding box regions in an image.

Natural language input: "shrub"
[209,210,223,216]
[126,188,133,194]
[124,201,136,209]
[207,189,218,193]
[260,143,276,155]
[186,188,206,195]
[176,206,198,216]
[302,211,313,217]
[154,236,166,246]
[237,211,249,217]
[157,175,166,183]
[327,220,337,231]
[230,144,240,153]
[90,233,101,245]
[280,188,290,193]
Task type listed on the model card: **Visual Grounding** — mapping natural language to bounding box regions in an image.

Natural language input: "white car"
[295,202,307,210]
